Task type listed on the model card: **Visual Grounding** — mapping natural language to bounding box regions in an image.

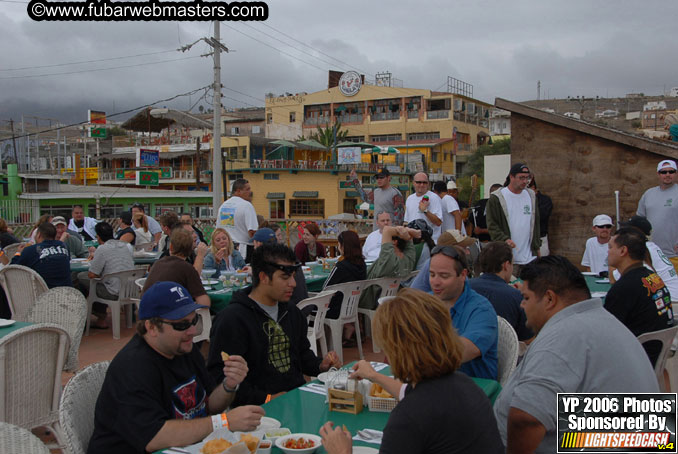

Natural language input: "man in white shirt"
[68,205,99,242]
[436,180,466,234]
[131,202,163,247]
[403,172,443,242]
[486,163,540,275]
[218,178,258,261]
[581,214,613,275]
[362,211,392,261]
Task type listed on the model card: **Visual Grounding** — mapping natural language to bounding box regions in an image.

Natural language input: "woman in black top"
[323,230,366,320]
[115,212,136,245]
[0,218,19,249]
[320,288,505,454]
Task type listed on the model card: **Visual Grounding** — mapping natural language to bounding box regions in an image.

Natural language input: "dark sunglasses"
[264,261,301,275]
[159,313,202,332]
[595,224,613,229]
[375,175,387,179]
[659,170,676,175]
[414,180,428,184]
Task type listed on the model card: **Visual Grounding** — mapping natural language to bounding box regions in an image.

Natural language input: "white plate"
[71,258,89,262]
[255,416,281,432]
[317,370,342,384]
[581,271,598,276]
[353,448,379,454]
[0,319,16,327]
[591,291,608,298]
[201,279,220,285]
[596,279,610,284]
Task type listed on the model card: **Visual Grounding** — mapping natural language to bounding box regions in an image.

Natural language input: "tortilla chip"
[239,433,259,453]
[221,351,230,362]
[201,438,232,454]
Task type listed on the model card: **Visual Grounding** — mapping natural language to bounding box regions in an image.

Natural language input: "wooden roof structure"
[495,97,678,264]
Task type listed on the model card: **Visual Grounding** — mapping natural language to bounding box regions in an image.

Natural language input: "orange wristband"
[211,412,229,431]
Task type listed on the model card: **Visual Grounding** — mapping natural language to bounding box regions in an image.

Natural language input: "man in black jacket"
[207,243,340,405]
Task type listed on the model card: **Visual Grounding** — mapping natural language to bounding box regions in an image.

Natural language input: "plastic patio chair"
[0,323,69,445]
[322,281,367,364]
[2,242,25,258]
[27,287,87,372]
[0,422,50,454]
[296,290,337,356]
[638,325,678,392]
[496,316,520,386]
[58,361,110,454]
[0,264,49,321]
[358,276,403,353]
[85,268,146,339]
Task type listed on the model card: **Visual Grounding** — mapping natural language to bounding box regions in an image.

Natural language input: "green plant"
[462,138,511,178]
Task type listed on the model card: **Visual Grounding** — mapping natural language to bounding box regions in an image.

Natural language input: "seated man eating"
[207,242,341,405]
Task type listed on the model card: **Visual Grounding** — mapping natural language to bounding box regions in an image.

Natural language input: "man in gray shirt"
[350,168,404,229]
[493,256,658,454]
[638,159,678,273]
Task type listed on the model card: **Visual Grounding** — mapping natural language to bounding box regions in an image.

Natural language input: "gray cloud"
[0,0,676,125]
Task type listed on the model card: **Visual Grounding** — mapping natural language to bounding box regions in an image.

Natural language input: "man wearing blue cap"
[88,282,265,454]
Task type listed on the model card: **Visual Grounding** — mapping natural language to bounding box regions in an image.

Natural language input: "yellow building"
[265,82,492,175]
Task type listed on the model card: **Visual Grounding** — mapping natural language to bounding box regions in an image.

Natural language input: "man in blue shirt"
[429,245,498,379]
[469,241,533,341]
[12,222,71,288]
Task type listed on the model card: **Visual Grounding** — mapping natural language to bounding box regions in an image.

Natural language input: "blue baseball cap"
[139,281,207,320]
[253,227,276,243]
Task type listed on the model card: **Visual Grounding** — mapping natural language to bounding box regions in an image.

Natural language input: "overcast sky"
[1,0,676,125]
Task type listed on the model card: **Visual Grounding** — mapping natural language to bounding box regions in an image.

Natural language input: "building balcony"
[371,112,401,121]
[426,110,449,120]
[97,168,202,184]
[337,114,364,123]
[303,117,330,127]
[407,110,419,119]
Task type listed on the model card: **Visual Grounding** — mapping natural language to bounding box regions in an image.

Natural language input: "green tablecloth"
[208,273,330,313]
[260,364,500,453]
[584,274,611,297]
[0,321,32,340]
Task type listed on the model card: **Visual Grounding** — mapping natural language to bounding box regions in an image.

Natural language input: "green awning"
[345,191,360,197]
[266,192,285,199]
[297,139,327,151]
[293,191,319,198]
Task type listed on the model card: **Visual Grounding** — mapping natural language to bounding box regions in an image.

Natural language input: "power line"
[1,85,211,140]
[0,49,179,72]
[0,55,203,79]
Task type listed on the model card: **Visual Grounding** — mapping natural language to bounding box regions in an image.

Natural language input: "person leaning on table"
[320,288,504,454]
[87,281,265,454]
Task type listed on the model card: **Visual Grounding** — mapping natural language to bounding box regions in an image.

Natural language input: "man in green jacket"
[486,163,541,276]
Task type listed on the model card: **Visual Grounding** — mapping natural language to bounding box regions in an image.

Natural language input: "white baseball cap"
[592,214,613,227]
[446,180,457,190]
[657,160,677,172]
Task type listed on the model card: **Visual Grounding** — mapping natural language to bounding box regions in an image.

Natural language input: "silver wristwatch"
[222,381,240,393]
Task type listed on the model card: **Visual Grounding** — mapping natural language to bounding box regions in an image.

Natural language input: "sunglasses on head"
[431,245,462,260]
[595,224,613,229]
[159,313,202,332]
[263,261,301,275]
[659,170,676,175]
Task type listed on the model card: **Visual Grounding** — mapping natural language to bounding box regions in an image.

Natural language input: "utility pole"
[211,21,228,218]
[9,119,18,165]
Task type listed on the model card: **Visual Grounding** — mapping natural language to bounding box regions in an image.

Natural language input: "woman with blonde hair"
[132,212,153,244]
[320,288,504,454]
[203,228,246,277]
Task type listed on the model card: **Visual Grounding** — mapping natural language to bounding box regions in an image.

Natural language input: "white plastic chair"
[358,277,403,353]
[323,281,367,364]
[85,268,146,339]
[0,265,49,321]
[133,242,153,252]
[638,325,678,392]
[58,361,110,454]
[0,422,50,454]
[192,308,213,344]
[296,290,337,356]
[0,323,69,444]
[27,287,87,372]
[496,316,520,386]
[2,242,24,258]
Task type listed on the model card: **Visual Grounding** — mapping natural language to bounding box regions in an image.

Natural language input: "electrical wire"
[0,49,180,72]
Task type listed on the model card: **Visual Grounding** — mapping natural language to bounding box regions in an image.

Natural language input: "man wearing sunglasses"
[208,242,341,406]
[88,282,264,454]
[350,168,404,229]
[637,159,678,273]
[429,244,498,380]
[581,214,614,275]
[487,162,541,276]
[404,172,443,241]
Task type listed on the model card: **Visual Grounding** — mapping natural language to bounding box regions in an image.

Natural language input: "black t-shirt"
[469,198,491,241]
[115,226,136,245]
[605,265,674,365]
[72,219,94,241]
[380,372,504,454]
[0,231,19,249]
[87,335,216,454]
[10,240,72,288]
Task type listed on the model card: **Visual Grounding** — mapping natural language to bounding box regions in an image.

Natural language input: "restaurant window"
[188,204,211,218]
[290,199,324,217]
[269,199,285,219]
[264,173,280,180]
[370,133,402,143]
[407,132,440,141]
[88,204,125,219]
[343,198,357,214]
[41,205,74,219]
[154,204,183,216]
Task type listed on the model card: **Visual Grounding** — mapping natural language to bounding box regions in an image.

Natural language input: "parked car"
[599,109,619,118]
[563,112,581,119]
